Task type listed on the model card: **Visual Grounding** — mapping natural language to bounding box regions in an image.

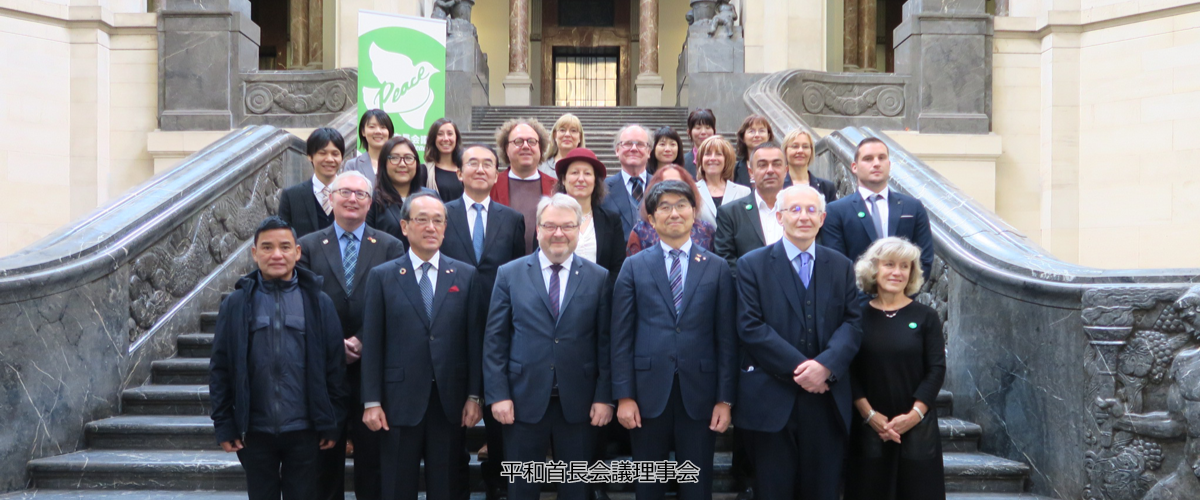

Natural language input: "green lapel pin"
[857,211,866,218]
[908,322,918,329]
[745,204,753,210]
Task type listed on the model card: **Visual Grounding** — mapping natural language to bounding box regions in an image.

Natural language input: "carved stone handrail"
[0,109,357,492]
[747,71,1200,500]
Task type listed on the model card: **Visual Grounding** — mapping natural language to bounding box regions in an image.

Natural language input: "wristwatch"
[468,396,482,406]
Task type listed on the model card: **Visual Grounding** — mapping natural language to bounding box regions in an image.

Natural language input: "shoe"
[736,486,754,500]
[591,488,610,500]
[477,444,489,461]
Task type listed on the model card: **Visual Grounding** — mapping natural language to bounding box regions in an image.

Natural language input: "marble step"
[943,452,1031,493]
[152,358,210,385]
[177,334,214,358]
[121,385,209,415]
[940,417,983,453]
[200,313,218,334]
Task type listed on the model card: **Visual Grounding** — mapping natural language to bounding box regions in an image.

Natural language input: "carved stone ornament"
[1083,285,1200,500]
[245,80,354,115]
[127,159,284,341]
[800,83,904,117]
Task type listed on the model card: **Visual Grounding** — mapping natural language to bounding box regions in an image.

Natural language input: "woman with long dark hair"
[733,115,774,187]
[342,109,393,184]
[368,136,435,247]
[423,118,464,202]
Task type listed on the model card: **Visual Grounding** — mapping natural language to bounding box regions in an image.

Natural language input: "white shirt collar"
[782,237,817,262]
[537,250,574,272]
[754,191,776,212]
[620,169,647,187]
[312,174,330,194]
[409,249,442,271]
[858,185,890,202]
[463,193,491,209]
[508,168,541,181]
[660,239,693,257]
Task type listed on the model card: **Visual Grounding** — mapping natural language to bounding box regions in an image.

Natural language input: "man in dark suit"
[297,170,405,500]
[611,180,737,500]
[714,141,788,276]
[821,137,934,278]
[361,192,485,500]
[279,127,346,238]
[735,184,864,500]
[601,124,652,236]
[485,193,614,500]
[441,143,526,500]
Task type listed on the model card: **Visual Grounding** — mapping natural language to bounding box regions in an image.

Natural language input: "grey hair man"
[601,124,653,235]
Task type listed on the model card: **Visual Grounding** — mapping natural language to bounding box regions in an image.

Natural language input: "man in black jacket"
[279,128,346,238]
[209,216,348,500]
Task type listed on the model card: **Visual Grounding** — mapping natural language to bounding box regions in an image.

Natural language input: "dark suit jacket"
[733,159,752,187]
[734,242,863,433]
[297,224,406,341]
[713,193,765,276]
[442,198,526,301]
[601,174,641,236]
[484,254,612,424]
[590,207,627,292]
[681,151,699,179]
[360,254,484,426]
[783,173,839,204]
[822,189,934,279]
[611,243,737,421]
[364,187,438,248]
[278,179,331,238]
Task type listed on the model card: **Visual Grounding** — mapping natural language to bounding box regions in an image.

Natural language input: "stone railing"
[748,74,1200,500]
[0,110,356,491]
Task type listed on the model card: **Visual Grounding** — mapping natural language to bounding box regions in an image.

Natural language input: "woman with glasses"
[423,118,465,202]
[694,136,751,226]
[782,129,838,203]
[647,126,685,177]
[733,115,774,187]
[367,136,436,248]
[846,237,946,500]
[342,109,393,184]
[625,165,716,256]
[538,113,585,179]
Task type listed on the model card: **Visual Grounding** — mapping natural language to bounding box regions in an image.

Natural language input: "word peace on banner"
[357,11,446,152]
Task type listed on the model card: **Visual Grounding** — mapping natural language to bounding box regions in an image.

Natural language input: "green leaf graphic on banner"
[358,26,446,150]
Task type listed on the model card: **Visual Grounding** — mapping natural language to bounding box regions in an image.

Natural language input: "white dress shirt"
[312,174,331,199]
[575,214,598,263]
[660,239,693,290]
[538,250,573,307]
[620,169,649,197]
[463,194,491,236]
[858,185,890,237]
[755,191,784,245]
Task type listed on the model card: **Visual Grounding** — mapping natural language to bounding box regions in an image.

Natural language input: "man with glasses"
[297,171,405,500]
[602,124,652,236]
[361,192,485,500]
[735,184,863,500]
[440,144,527,500]
[484,194,614,500]
[490,118,556,253]
[280,127,346,237]
[610,180,737,500]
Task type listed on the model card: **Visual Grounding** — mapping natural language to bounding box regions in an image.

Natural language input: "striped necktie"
[341,232,359,292]
[669,250,684,314]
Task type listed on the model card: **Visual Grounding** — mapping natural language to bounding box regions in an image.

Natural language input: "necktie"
[630,177,644,203]
[669,249,684,314]
[869,194,885,240]
[319,186,333,216]
[419,262,434,320]
[472,203,486,262]
[549,264,563,320]
[797,252,812,289]
[341,232,359,293]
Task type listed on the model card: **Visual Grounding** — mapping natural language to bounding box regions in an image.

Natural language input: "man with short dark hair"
[440,143,526,500]
[209,216,347,500]
[714,141,789,276]
[491,119,556,254]
[611,180,737,500]
[822,137,934,279]
[297,171,405,500]
[361,192,485,500]
[280,128,347,238]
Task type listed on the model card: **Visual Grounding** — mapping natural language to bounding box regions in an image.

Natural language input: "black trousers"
[317,366,383,500]
[481,403,508,494]
[630,377,716,500]
[238,429,321,500]
[747,390,846,500]
[381,384,467,500]
[503,396,596,500]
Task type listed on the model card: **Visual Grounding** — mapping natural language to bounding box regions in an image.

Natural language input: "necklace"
[883,309,900,318]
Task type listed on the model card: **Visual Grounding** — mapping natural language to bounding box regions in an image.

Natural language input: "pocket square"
[900,214,914,218]
[448,285,460,293]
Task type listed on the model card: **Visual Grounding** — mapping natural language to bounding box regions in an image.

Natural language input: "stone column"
[502,0,534,105]
[843,0,858,70]
[635,0,664,106]
[857,0,875,70]
[893,0,992,133]
[288,0,309,67]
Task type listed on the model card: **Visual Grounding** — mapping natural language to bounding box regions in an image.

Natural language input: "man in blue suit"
[735,184,864,500]
[485,193,614,500]
[360,192,485,500]
[821,137,934,278]
[611,180,737,500]
[601,124,652,237]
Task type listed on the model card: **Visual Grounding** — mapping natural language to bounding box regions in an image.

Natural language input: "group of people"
[208,108,946,500]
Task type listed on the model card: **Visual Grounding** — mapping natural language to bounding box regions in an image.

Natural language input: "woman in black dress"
[422,118,464,202]
[846,236,946,500]
[367,136,435,248]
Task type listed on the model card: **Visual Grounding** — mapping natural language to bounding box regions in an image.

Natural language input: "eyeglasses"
[655,201,694,215]
[334,189,371,201]
[387,154,417,165]
[406,217,446,227]
[618,141,650,151]
[508,137,540,148]
[784,205,822,216]
[539,223,579,234]
[464,160,496,170]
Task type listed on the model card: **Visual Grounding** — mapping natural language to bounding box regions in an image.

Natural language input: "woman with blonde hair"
[781,129,838,203]
[693,135,751,225]
[538,113,585,179]
[846,236,946,500]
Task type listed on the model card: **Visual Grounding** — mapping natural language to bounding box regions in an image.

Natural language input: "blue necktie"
[549,264,563,320]
[419,262,433,320]
[869,194,885,240]
[472,203,485,262]
[669,249,684,314]
[795,252,812,289]
[341,232,359,293]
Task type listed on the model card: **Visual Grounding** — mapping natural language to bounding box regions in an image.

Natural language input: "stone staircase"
[1,285,1055,500]
[463,106,693,174]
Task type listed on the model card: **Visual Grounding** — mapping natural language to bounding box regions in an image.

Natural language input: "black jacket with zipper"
[209,266,347,444]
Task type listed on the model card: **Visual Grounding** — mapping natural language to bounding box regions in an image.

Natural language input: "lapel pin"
[694,254,702,262]
[908,322,918,329]
[399,268,407,275]
[368,237,377,244]
[322,239,329,244]
[446,268,455,274]
[745,204,753,211]
[857,212,866,218]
